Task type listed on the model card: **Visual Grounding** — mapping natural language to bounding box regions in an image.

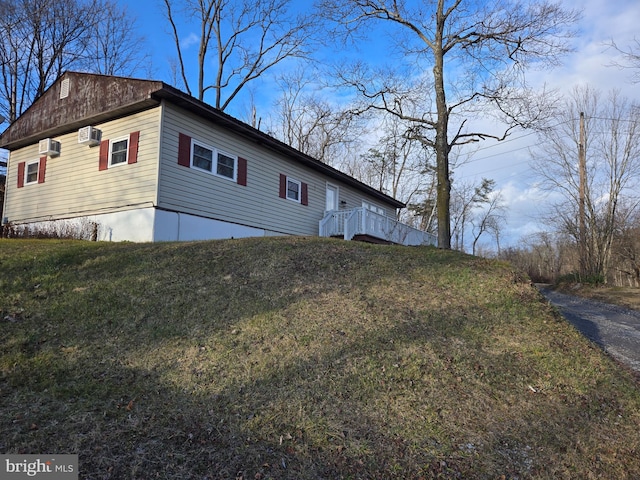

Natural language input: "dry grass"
[1,237,640,479]
[557,283,640,311]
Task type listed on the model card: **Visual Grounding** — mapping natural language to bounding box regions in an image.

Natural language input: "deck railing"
[319,208,437,247]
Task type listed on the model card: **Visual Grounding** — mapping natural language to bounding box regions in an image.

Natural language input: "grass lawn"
[1,237,639,479]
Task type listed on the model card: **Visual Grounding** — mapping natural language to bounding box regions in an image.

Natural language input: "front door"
[326,183,339,212]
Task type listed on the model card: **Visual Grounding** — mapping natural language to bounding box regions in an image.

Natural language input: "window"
[17,157,46,188]
[287,177,301,202]
[217,152,235,179]
[25,161,40,184]
[109,137,129,166]
[99,131,139,171]
[279,174,308,205]
[191,139,236,181]
[193,143,213,171]
[363,201,385,216]
[178,133,247,186]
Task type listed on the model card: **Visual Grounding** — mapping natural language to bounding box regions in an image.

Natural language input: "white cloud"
[180,33,200,50]
[457,0,640,247]
[538,0,640,95]
[495,181,563,246]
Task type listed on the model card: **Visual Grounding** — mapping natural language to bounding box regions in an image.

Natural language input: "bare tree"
[267,68,361,165]
[0,0,148,123]
[471,189,506,256]
[407,178,438,234]
[451,178,496,253]
[499,231,570,283]
[358,114,433,207]
[612,205,640,287]
[318,0,579,249]
[162,0,315,111]
[608,37,640,84]
[532,85,640,283]
[86,2,152,77]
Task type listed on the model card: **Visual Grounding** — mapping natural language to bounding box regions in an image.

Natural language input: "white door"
[326,184,339,212]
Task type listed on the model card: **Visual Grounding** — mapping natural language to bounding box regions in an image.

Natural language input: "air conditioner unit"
[38,138,61,156]
[78,126,102,146]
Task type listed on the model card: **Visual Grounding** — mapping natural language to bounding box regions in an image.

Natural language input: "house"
[0,72,435,246]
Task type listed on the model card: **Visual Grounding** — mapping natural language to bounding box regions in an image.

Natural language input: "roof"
[0,72,405,209]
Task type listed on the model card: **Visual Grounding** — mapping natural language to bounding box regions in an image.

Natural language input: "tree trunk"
[434,1,451,249]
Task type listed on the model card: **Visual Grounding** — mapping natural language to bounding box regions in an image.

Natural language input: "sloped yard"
[1,237,639,479]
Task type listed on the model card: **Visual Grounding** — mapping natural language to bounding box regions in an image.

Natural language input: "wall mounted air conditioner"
[78,126,102,146]
[38,138,61,156]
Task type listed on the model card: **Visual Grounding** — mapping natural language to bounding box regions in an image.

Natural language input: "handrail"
[319,208,436,246]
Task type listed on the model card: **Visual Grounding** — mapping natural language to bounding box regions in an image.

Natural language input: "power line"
[463,143,535,164]
[461,117,582,159]
[453,118,584,179]
[471,129,539,153]
[455,160,532,181]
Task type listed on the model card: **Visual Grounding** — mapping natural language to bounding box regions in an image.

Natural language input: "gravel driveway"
[538,286,640,373]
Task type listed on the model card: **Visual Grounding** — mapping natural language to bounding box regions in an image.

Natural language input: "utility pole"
[578,112,587,279]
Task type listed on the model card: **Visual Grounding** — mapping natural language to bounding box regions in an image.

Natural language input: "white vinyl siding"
[3,108,161,224]
[157,104,397,236]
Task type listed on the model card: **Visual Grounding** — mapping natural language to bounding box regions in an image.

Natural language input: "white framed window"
[17,157,46,188]
[25,160,40,184]
[287,177,301,202]
[192,141,213,171]
[363,201,385,216]
[24,160,40,185]
[216,151,236,180]
[98,131,139,171]
[109,137,129,166]
[191,139,236,181]
[279,174,308,205]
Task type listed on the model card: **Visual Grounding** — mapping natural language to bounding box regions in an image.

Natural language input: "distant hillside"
[1,237,639,479]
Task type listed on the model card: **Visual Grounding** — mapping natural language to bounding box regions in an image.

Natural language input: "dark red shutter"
[128,131,139,164]
[178,133,191,167]
[99,140,109,171]
[237,157,247,186]
[17,162,25,188]
[38,156,47,183]
[279,174,287,199]
[301,182,308,206]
